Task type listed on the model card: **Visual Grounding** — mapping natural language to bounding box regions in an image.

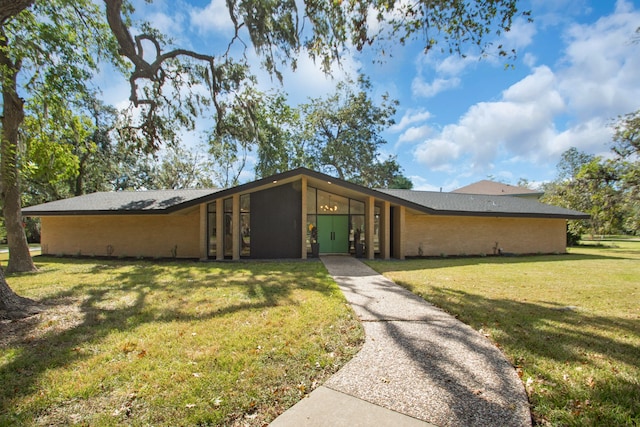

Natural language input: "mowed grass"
[0,257,363,426]
[367,242,640,426]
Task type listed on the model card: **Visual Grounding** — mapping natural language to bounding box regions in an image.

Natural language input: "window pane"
[240,194,250,212]
[224,197,232,212]
[374,206,380,253]
[224,213,233,257]
[350,199,365,215]
[306,214,317,253]
[350,215,365,254]
[208,211,217,257]
[317,190,348,214]
[208,202,216,213]
[240,212,250,257]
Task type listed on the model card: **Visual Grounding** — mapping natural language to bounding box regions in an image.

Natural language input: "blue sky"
[100,0,640,190]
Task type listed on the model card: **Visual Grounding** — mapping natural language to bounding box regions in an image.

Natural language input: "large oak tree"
[1,0,526,318]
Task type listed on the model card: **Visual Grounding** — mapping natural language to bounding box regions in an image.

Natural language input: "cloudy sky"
[103,0,640,190]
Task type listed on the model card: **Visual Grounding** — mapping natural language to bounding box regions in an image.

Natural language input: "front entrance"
[317,215,349,254]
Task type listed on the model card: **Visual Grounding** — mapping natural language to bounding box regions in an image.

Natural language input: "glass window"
[240,194,250,212]
[306,214,317,253]
[317,190,348,214]
[240,194,250,257]
[224,198,233,258]
[374,206,381,253]
[350,215,365,254]
[350,199,365,215]
[207,202,216,257]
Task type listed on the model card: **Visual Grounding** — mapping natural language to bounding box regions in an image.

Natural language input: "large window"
[223,198,233,258]
[240,194,250,257]
[207,202,217,257]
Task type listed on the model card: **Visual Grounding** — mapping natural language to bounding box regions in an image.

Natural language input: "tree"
[149,145,215,190]
[542,148,596,244]
[0,1,122,318]
[1,0,526,317]
[1,1,122,274]
[611,110,640,235]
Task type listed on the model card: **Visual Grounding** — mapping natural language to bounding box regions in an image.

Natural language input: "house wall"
[403,213,567,257]
[250,182,302,258]
[40,209,201,258]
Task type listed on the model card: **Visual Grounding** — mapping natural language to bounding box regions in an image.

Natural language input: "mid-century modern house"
[22,168,589,260]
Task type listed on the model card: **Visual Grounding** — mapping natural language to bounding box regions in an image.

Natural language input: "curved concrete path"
[271,256,531,427]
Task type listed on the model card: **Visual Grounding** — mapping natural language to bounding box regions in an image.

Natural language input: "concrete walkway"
[271,256,531,427]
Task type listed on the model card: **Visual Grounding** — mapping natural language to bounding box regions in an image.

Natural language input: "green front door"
[317,215,349,254]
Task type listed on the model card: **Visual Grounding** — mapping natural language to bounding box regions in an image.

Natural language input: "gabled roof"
[452,180,543,197]
[22,189,220,216]
[23,168,588,220]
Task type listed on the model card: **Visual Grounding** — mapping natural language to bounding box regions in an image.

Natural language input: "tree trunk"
[0,28,37,274]
[0,268,42,319]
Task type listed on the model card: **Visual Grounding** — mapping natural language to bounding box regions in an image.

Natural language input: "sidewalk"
[270,256,531,427]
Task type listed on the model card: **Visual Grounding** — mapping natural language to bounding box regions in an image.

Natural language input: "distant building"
[452,180,543,200]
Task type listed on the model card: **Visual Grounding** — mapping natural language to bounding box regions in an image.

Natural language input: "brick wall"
[40,209,201,258]
[404,213,567,257]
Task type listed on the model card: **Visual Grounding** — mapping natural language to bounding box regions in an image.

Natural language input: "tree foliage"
[1,0,526,316]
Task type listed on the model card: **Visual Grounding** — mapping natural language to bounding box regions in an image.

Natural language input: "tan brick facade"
[403,212,567,257]
[40,208,201,258]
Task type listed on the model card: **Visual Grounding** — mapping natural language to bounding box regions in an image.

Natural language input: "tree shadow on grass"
[0,257,340,424]
[396,283,640,425]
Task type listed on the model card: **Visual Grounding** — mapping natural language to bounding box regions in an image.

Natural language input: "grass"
[367,242,640,426]
[0,257,363,426]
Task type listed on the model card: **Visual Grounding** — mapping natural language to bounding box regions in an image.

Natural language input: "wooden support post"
[365,196,375,259]
[381,201,390,260]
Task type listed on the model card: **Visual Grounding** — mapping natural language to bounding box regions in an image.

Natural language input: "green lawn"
[0,258,363,426]
[367,242,640,426]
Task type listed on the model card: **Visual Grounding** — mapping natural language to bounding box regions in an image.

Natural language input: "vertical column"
[232,193,240,260]
[301,177,308,259]
[381,201,390,260]
[216,198,224,261]
[199,203,207,261]
[394,205,406,260]
[365,195,375,260]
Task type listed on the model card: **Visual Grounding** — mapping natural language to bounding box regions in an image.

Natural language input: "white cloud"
[189,0,234,34]
[411,76,461,98]
[390,109,432,132]
[409,175,440,192]
[398,126,432,144]
[502,17,537,50]
[411,2,640,175]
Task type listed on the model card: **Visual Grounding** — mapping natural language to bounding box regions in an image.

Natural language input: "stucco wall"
[403,213,567,257]
[40,209,201,258]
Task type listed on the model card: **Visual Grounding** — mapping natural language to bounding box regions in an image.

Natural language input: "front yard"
[368,241,640,426]
[2,241,638,426]
[0,258,363,426]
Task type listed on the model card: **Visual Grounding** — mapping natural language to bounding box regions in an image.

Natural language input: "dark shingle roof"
[22,168,589,220]
[22,189,220,215]
[377,189,589,219]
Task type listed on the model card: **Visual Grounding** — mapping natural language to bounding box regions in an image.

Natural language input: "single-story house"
[22,168,589,260]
